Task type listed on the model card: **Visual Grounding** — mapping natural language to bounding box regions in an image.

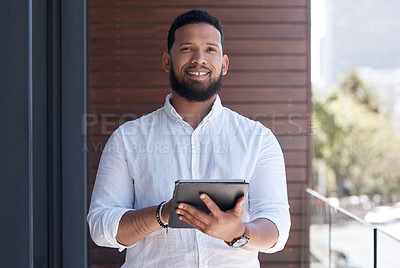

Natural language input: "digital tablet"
[168,179,249,228]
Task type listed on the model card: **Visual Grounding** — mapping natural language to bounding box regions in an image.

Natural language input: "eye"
[207,47,217,52]
[181,47,192,51]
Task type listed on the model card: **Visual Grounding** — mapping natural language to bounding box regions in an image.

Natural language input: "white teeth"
[188,71,208,76]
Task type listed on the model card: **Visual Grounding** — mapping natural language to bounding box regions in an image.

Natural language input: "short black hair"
[167,9,224,52]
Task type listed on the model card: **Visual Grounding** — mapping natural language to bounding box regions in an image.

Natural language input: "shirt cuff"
[111,209,137,252]
[250,206,291,253]
[259,214,291,253]
[88,207,134,251]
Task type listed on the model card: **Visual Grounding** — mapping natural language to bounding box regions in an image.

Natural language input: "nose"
[191,49,207,65]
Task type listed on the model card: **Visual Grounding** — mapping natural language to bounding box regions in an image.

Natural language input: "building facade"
[321,0,400,88]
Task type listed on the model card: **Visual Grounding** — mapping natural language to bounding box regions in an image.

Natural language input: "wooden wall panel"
[88,1,311,267]
[91,23,307,39]
[91,39,307,55]
[90,71,308,87]
[91,8,306,23]
[91,0,308,8]
[90,87,308,103]
[91,55,307,71]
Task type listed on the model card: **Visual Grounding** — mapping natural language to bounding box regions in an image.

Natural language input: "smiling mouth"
[185,66,211,77]
[187,71,209,76]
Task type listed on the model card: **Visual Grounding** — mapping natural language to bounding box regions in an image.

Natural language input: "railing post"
[328,205,332,268]
[373,228,377,268]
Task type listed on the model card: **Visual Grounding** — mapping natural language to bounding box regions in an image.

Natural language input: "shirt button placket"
[197,231,209,268]
[190,132,199,179]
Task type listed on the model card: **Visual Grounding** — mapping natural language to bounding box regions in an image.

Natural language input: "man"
[87,9,290,268]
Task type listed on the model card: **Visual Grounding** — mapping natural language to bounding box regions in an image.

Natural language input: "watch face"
[232,236,249,248]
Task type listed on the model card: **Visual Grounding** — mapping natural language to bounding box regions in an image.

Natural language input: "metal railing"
[305,188,400,268]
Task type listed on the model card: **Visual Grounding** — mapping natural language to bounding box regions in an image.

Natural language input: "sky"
[311,0,326,84]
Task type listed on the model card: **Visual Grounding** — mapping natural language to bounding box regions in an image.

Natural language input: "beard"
[169,63,223,102]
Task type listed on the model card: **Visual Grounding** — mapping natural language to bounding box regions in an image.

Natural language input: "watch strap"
[224,232,250,248]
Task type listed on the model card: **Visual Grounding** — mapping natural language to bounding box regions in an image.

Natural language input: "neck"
[170,93,216,129]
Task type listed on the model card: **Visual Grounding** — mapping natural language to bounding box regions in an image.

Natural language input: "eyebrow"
[207,42,221,48]
[177,42,221,48]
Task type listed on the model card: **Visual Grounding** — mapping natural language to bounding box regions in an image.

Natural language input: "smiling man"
[165,22,228,104]
[87,9,290,268]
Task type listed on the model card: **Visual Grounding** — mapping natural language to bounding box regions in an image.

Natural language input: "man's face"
[162,23,229,102]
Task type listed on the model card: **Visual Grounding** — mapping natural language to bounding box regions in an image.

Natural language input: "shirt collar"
[163,93,223,123]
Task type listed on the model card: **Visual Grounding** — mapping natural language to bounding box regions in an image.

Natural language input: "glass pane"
[330,209,374,268]
[309,194,331,267]
[307,189,400,267]
[377,229,400,267]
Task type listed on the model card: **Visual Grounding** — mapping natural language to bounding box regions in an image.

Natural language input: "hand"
[176,193,246,242]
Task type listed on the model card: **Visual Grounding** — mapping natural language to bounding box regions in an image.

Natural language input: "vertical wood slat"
[88,1,311,267]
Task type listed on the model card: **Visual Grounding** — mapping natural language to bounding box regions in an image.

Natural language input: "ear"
[222,54,229,75]
[162,52,171,73]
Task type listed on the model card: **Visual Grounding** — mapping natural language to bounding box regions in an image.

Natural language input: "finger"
[177,202,208,218]
[176,202,210,224]
[200,193,222,216]
[232,196,245,217]
[178,214,206,232]
[176,205,208,230]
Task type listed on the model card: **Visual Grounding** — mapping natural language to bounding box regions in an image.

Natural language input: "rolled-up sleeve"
[87,127,134,251]
[248,128,291,253]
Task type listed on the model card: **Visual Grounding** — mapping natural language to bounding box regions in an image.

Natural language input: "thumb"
[232,196,245,217]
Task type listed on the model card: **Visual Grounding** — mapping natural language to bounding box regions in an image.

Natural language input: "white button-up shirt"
[87,94,290,268]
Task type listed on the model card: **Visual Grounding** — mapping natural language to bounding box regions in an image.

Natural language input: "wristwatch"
[225,232,250,248]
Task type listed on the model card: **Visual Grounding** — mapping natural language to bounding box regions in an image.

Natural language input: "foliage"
[313,71,400,199]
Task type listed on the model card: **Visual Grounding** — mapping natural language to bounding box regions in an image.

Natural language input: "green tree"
[313,71,400,199]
